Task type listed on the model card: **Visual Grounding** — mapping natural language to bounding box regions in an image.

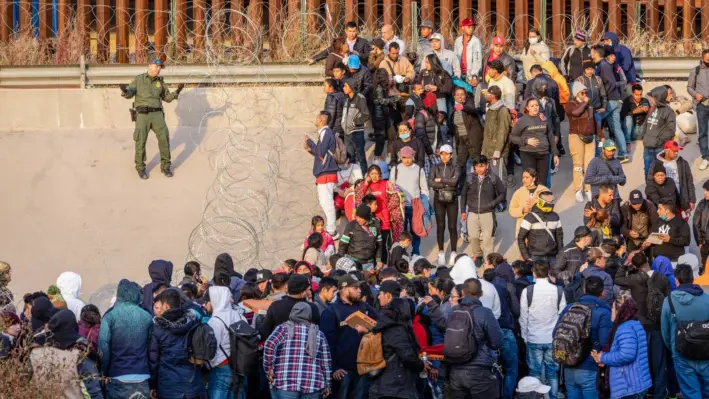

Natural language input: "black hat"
[372,38,386,50]
[379,280,402,297]
[256,269,273,284]
[287,274,311,295]
[582,61,596,70]
[652,162,666,176]
[629,190,644,205]
[574,226,591,239]
[356,204,372,219]
[338,273,362,289]
[704,180,709,191]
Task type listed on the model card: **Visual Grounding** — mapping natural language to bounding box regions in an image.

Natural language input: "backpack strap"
[556,285,564,309]
[668,295,677,319]
[526,284,562,309]
[213,316,232,364]
[529,212,556,242]
[526,285,535,308]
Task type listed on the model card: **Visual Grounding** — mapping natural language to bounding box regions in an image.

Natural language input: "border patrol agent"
[119,59,184,179]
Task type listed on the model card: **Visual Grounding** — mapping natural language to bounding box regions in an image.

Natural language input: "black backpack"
[552,303,593,366]
[645,272,667,324]
[668,295,709,360]
[215,317,261,376]
[526,284,564,308]
[185,323,218,365]
[443,303,478,363]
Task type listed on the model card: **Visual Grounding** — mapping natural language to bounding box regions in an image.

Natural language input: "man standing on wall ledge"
[120,59,184,179]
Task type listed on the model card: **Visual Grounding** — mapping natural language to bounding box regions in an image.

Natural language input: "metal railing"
[0,57,699,88]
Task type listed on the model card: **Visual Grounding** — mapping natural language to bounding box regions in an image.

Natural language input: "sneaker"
[551,167,559,175]
[586,190,592,202]
[332,232,341,241]
[619,156,630,164]
[514,153,522,165]
[507,174,515,186]
[700,159,709,170]
[449,251,457,266]
[575,190,585,203]
[558,146,566,157]
[437,253,446,266]
[462,232,469,243]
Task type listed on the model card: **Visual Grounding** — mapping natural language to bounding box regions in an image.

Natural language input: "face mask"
[536,198,555,213]
[301,272,312,280]
[399,133,411,140]
[660,215,668,221]
[529,37,538,45]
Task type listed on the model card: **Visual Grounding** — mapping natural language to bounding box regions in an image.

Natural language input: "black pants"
[381,229,391,263]
[520,151,549,190]
[434,198,458,252]
[372,131,387,157]
[506,144,519,176]
[449,368,501,399]
[701,244,709,274]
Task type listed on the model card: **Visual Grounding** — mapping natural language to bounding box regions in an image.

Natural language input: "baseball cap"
[573,226,591,239]
[492,36,505,45]
[255,269,273,284]
[602,139,616,151]
[348,56,361,70]
[379,280,402,297]
[439,144,453,154]
[430,33,444,42]
[399,146,415,158]
[629,189,644,205]
[338,273,362,289]
[460,17,475,27]
[517,376,551,394]
[664,140,683,151]
[150,59,164,67]
[420,19,434,29]
[356,203,372,219]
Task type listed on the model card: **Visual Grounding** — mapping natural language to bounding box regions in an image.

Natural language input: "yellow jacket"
[509,184,550,233]
[542,61,570,105]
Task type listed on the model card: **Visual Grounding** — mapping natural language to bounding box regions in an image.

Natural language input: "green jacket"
[482,101,512,159]
[122,73,178,108]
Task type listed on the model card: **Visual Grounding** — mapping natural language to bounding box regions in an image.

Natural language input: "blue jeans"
[620,391,648,399]
[697,103,709,160]
[209,365,234,399]
[565,367,598,399]
[594,113,603,157]
[527,343,559,399]
[334,370,365,399]
[532,255,556,267]
[271,387,321,399]
[344,130,367,173]
[643,147,662,176]
[500,329,519,399]
[623,116,647,143]
[673,356,709,399]
[600,100,627,158]
[404,205,421,255]
[105,379,150,399]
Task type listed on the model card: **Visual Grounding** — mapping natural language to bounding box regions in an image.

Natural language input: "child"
[405,81,424,120]
[303,216,336,258]
[394,258,414,279]
[78,304,101,353]
[388,231,412,267]
[281,259,297,274]
[302,233,327,269]
[389,122,427,168]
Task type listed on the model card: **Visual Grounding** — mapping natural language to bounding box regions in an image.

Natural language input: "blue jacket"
[652,256,677,290]
[602,32,637,83]
[581,265,616,307]
[557,295,612,371]
[583,156,626,199]
[149,308,205,398]
[595,59,621,101]
[306,126,338,178]
[661,284,709,358]
[601,320,652,399]
[449,297,502,369]
[321,299,378,372]
[99,279,153,377]
[492,277,520,331]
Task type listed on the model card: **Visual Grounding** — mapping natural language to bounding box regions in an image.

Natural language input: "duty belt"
[135,106,163,114]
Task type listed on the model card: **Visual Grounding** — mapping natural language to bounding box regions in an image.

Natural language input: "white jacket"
[487,74,517,109]
[519,277,566,344]
[453,35,482,79]
[208,286,247,367]
[56,272,85,321]
[450,257,501,319]
[519,42,551,80]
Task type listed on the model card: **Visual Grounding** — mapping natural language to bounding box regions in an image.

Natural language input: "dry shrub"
[0,18,86,66]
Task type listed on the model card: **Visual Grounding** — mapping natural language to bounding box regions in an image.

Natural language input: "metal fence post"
[80,55,86,88]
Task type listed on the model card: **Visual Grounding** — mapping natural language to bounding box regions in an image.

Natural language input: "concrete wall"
[0,81,688,132]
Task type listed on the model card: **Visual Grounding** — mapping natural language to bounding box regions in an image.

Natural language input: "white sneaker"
[700,159,709,170]
[437,253,446,266]
[575,190,585,203]
[551,167,559,175]
[332,232,341,240]
[449,251,457,266]
[586,191,592,202]
[514,153,522,165]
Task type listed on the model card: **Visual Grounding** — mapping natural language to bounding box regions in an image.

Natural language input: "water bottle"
[419,352,428,379]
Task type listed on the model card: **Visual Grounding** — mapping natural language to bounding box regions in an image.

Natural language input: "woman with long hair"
[428,144,459,266]
[510,98,559,191]
[520,28,551,80]
[508,168,550,233]
[324,36,349,77]
[419,54,453,114]
[372,68,400,158]
[302,233,326,269]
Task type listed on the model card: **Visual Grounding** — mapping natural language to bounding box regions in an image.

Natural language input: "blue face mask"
[660,215,668,221]
[399,133,411,140]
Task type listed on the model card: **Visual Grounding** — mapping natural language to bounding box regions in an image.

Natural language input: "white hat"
[439,144,453,154]
[430,33,444,41]
[517,377,551,394]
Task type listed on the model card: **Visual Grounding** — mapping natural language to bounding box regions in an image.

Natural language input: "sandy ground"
[2,121,708,311]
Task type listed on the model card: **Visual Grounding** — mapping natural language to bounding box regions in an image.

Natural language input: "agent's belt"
[135,106,163,113]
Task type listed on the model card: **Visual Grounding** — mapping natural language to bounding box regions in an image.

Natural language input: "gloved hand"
[119,84,127,94]
[176,84,185,95]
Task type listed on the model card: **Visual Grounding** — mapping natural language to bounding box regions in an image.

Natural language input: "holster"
[129,106,137,122]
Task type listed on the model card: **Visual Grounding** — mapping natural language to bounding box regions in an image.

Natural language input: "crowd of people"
[5,18,709,399]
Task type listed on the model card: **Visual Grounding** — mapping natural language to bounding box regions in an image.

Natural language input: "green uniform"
[122,73,179,172]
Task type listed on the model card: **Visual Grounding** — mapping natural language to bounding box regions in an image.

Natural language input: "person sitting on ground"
[645,162,680,209]
[553,226,592,286]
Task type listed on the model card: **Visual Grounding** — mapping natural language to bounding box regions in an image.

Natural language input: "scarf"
[285,302,318,358]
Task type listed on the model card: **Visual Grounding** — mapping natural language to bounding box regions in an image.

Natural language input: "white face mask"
[529,37,538,45]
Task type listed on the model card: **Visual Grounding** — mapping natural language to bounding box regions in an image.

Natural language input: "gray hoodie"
[643,86,676,149]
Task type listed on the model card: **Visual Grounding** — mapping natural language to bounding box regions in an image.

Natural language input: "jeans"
[404,205,421,255]
[643,147,663,176]
[527,343,559,399]
[532,255,557,267]
[448,367,500,399]
[106,379,150,399]
[623,116,647,143]
[317,182,337,235]
[271,387,321,399]
[600,100,627,158]
[564,367,598,399]
[209,365,234,399]
[345,130,367,172]
[697,103,709,160]
[500,329,519,399]
[334,370,365,399]
[646,329,670,399]
[673,356,709,399]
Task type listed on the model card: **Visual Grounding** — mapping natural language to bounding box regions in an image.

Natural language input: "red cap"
[664,140,683,151]
[460,17,474,27]
[422,92,437,108]
[492,36,505,45]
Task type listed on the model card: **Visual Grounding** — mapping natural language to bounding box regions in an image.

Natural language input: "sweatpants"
[316,182,337,235]
[434,199,458,252]
[520,151,550,192]
[466,211,495,259]
[568,134,595,192]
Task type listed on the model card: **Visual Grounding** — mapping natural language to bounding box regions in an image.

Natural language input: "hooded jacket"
[427,37,461,77]
[213,253,247,303]
[142,259,173,314]
[614,267,671,330]
[652,256,677,290]
[553,242,589,285]
[56,272,85,321]
[482,100,512,159]
[575,73,607,110]
[602,32,637,83]
[557,295,612,371]
[99,279,152,378]
[662,285,709,356]
[643,86,676,149]
[370,299,424,399]
[561,44,592,81]
[518,206,564,259]
[459,170,506,214]
[324,91,345,136]
[450,256,502,318]
[693,198,709,245]
[646,152,695,211]
[414,107,438,155]
[542,61,570,105]
[510,100,558,156]
[258,295,321,339]
[149,307,205,398]
[584,155,626,199]
[207,286,247,367]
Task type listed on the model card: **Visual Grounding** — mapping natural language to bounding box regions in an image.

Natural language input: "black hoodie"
[142,259,173,315]
[653,214,691,261]
[213,253,247,303]
[643,86,676,149]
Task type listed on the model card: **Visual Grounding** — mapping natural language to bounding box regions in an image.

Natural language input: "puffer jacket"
[342,92,371,135]
[557,295,612,371]
[149,308,205,399]
[518,207,564,259]
[369,300,424,399]
[428,161,459,202]
[643,86,676,149]
[614,267,671,330]
[553,242,589,286]
[482,101,512,159]
[372,85,398,132]
[542,61,570,106]
[601,320,652,399]
[646,153,695,211]
[414,108,438,155]
[693,198,709,245]
[460,170,506,214]
[324,91,346,136]
[566,99,600,138]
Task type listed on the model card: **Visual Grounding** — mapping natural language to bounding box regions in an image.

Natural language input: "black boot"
[137,170,148,180]
[162,168,173,178]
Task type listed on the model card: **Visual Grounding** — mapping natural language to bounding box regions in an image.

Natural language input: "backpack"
[552,303,593,366]
[668,295,709,360]
[330,135,348,166]
[214,318,260,376]
[357,332,387,376]
[526,284,564,308]
[186,323,218,365]
[645,272,667,324]
[443,304,478,363]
